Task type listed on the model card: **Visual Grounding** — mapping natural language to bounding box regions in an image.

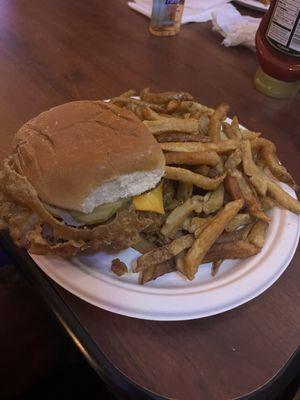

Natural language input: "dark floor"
[17,359,116,400]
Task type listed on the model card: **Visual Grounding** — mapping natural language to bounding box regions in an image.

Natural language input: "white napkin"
[128,0,231,24]
[212,4,261,50]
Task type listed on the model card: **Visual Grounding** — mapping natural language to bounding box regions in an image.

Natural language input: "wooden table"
[0,1,299,399]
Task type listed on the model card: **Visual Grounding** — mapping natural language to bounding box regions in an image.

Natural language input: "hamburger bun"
[13,100,165,213]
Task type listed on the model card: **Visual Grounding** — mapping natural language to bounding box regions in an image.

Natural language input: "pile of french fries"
[109,89,299,284]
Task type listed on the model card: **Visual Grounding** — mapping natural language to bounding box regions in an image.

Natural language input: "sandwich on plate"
[0,100,166,257]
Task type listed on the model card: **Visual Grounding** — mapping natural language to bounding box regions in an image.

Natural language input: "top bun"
[13,100,165,213]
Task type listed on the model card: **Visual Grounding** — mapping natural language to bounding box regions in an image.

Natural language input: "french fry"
[222,116,242,140]
[241,140,300,213]
[248,174,268,197]
[109,89,300,285]
[131,236,157,255]
[194,216,215,237]
[230,169,270,222]
[224,175,242,200]
[236,223,255,240]
[166,99,214,119]
[240,140,268,196]
[139,260,176,284]
[241,139,261,175]
[169,100,213,115]
[222,122,235,140]
[230,117,242,139]
[142,106,165,121]
[206,223,251,244]
[136,234,194,271]
[211,260,223,277]
[156,133,209,143]
[241,130,261,140]
[183,199,244,280]
[140,88,193,104]
[260,195,275,211]
[255,155,267,171]
[132,105,144,120]
[183,216,212,234]
[215,157,225,174]
[165,166,225,190]
[161,196,203,238]
[110,96,164,112]
[217,224,256,243]
[203,184,225,214]
[161,140,238,154]
[216,231,239,244]
[224,148,242,171]
[175,250,187,276]
[222,121,260,141]
[144,118,198,135]
[118,89,136,98]
[208,103,230,142]
[225,213,254,232]
[191,102,214,115]
[251,138,298,190]
[166,99,180,113]
[267,180,300,214]
[198,115,210,134]
[164,151,220,167]
[192,165,211,176]
[247,221,269,248]
[202,240,260,263]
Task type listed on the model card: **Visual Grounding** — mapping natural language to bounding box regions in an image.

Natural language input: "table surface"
[0,1,300,399]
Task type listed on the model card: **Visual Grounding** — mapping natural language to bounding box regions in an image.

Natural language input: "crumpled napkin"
[128,0,231,23]
[212,4,261,50]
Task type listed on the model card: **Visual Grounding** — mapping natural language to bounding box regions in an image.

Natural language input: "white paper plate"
[31,183,299,321]
[234,0,269,12]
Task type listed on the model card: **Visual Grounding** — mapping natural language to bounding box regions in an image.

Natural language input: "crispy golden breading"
[111,258,128,276]
[0,159,151,255]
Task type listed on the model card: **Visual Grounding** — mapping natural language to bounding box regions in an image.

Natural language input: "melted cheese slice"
[133,182,164,214]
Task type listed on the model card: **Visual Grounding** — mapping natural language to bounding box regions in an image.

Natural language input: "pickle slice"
[70,198,131,225]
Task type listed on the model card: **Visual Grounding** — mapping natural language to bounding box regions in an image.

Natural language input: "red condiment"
[255,0,300,98]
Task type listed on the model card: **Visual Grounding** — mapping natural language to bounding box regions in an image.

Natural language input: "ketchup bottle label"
[266,0,300,57]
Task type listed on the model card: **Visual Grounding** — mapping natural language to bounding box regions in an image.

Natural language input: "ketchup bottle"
[255,0,300,99]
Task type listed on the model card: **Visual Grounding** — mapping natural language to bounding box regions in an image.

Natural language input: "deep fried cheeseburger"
[0,101,165,257]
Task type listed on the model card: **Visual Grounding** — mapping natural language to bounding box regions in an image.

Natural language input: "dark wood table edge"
[1,232,299,400]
